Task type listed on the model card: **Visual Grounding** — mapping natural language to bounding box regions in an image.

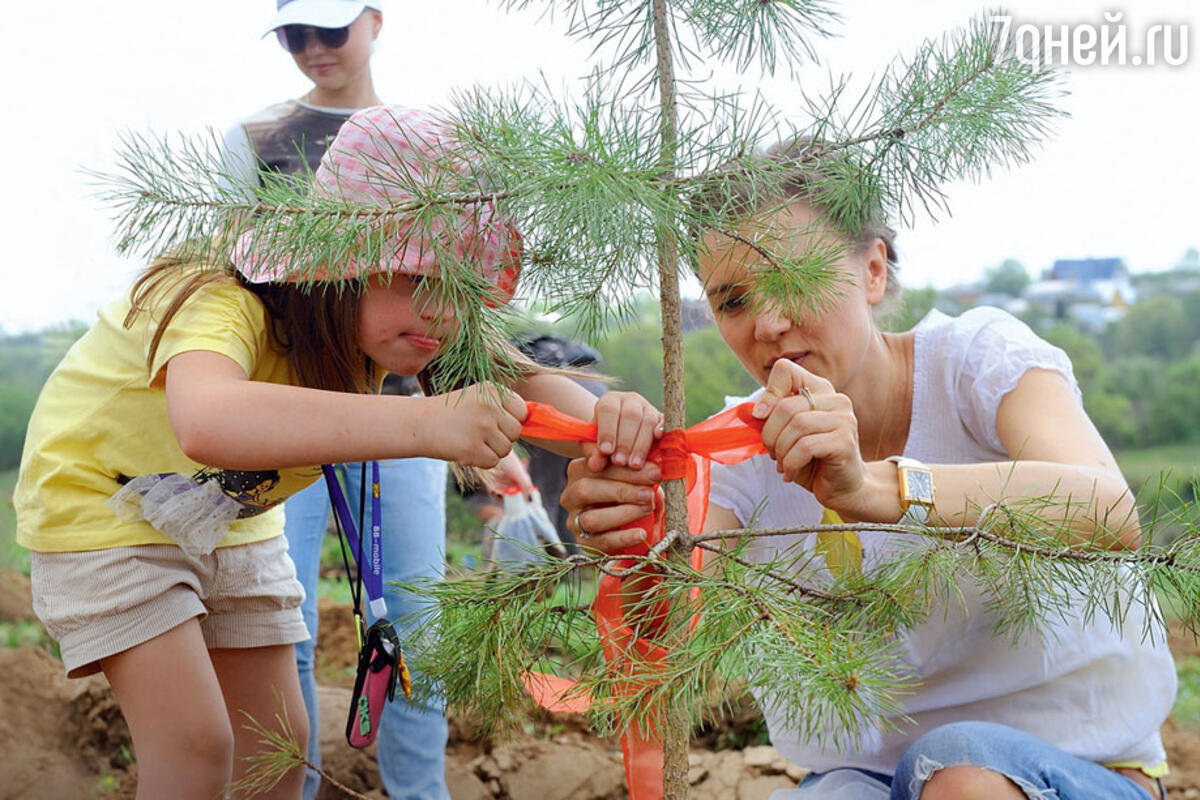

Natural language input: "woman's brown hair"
[690,138,902,301]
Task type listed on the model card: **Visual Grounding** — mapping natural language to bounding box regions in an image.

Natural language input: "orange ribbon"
[519,401,767,799]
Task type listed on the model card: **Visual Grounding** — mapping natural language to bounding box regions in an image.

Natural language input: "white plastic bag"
[483,489,567,571]
[107,473,241,555]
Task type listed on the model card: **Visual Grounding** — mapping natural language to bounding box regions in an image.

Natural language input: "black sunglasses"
[276,24,351,54]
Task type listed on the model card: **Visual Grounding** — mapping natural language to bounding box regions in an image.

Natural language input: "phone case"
[345,619,409,748]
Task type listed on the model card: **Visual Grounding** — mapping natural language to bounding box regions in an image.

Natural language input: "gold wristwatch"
[886,456,935,525]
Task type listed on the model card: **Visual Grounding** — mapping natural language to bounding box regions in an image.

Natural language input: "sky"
[0,0,1196,333]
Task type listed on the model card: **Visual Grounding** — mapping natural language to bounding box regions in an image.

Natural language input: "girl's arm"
[165,350,525,470]
[515,373,663,470]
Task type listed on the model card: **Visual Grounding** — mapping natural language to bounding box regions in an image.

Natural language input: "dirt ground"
[2,572,1199,800]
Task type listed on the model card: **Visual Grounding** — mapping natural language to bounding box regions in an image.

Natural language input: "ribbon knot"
[654,429,697,485]
[519,401,767,799]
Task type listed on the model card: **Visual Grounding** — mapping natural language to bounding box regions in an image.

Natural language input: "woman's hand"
[484,450,536,498]
[422,384,527,468]
[561,458,660,554]
[587,391,664,472]
[753,359,871,516]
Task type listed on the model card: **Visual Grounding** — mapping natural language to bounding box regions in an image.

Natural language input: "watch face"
[905,469,934,503]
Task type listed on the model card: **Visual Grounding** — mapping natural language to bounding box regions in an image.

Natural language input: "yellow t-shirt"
[16,272,323,552]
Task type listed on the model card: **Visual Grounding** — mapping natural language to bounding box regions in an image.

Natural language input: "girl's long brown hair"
[125,244,578,398]
[125,243,370,393]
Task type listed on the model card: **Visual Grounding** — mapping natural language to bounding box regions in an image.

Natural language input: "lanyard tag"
[322,463,388,618]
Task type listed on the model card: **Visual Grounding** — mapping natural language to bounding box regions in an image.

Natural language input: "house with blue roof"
[1024,257,1137,330]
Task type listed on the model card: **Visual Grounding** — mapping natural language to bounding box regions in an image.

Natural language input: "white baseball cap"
[264,0,381,35]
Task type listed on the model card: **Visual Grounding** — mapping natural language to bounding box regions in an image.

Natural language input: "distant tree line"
[0,323,88,472]
[595,279,1200,456]
[1036,290,1200,452]
[2,279,1198,475]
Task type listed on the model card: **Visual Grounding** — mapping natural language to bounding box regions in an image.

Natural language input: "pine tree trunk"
[650,1,691,797]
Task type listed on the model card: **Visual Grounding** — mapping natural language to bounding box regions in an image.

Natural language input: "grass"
[1175,656,1200,733]
[1114,442,1200,546]
[1115,442,1200,509]
[1113,444,1200,729]
[0,468,26,575]
[1115,442,1200,486]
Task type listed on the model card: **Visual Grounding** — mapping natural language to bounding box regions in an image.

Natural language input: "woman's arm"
[165,350,526,470]
[841,370,1139,549]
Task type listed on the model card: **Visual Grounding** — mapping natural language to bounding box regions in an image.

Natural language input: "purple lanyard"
[323,462,388,620]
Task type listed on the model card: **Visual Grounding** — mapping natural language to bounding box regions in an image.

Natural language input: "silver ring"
[801,386,817,412]
[573,511,593,539]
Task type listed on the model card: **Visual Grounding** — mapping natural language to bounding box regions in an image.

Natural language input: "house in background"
[936,281,1030,318]
[1024,257,1137,331]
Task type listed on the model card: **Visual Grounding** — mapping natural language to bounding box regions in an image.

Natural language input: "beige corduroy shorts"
[30,536,308,678]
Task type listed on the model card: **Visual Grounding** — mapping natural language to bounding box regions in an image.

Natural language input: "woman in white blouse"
[560,144,1174,800]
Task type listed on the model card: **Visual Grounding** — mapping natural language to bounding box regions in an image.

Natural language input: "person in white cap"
[222,1,383,183]
[219,5,456,800]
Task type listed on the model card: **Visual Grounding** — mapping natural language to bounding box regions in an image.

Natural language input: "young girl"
[15,105,661,800]
[560,142,1174,800]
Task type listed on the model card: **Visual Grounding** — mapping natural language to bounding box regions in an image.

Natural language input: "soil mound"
[0,647,125,800]
[0,575,1198,800]
[0,572,34,623]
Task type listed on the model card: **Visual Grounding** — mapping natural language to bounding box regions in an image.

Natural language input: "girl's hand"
[561,458,660,554]
[423,384,527,468]
[589,391,664,472]
[752,359,869,514]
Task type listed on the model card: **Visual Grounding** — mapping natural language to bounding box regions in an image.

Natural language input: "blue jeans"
[773,722,1160,800]
[285,458,450,800]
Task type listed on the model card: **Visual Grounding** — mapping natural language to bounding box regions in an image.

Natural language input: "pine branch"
[392,493,1200,748]
[676,0,841,76]
[226,692,369,800]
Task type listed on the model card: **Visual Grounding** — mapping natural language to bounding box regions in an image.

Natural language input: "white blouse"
[709,307,1175,775]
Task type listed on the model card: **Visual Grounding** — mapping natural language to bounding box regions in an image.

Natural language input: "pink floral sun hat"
[231,105,520,301]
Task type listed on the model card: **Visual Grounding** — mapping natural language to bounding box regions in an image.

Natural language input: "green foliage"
[596,305,759,424]
[983,258,1030,297]
[1151,355,1200,445]
[0,385,35,473]
[0,324,88,473]
[1086,392,1140,452]
[446,488,486,553]
[1095,356,1167,448]
[682,327,759,424]
[1041,324,1103,392]
[1056,288,1200,451]
[1110,294,1193,361]
[595,302,667,405]
[880,286,936,333]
